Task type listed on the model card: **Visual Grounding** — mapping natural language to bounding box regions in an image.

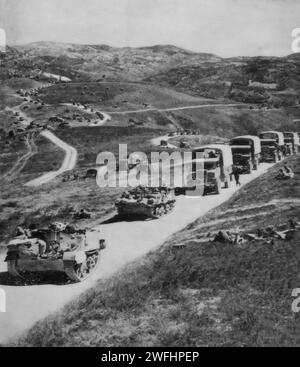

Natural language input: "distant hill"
[4,42,300,108]
[9,41,222,81]
[146,54,300,107]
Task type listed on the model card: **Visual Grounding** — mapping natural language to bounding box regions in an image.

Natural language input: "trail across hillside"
[105,103,247,115]
[5,102,31,127]
[25,130,78,187]
[3,133,37,181]
[0,162,273,344]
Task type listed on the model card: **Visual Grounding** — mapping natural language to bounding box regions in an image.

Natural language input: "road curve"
[0,162,273,343]
[25,130,78,187]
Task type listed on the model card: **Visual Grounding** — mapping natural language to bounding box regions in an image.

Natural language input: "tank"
[116,186,176,219]
[4,224,106,283]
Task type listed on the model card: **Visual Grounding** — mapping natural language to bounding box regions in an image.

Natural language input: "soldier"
[233,167,241,187]
[284,163,294,178]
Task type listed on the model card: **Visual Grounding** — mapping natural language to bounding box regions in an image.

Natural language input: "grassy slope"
[0,127,160,244]
[12,43,221,81]
[163,106,299,137]
[145,56,300,106]
[40,82,215,108]
[15,155,300,347]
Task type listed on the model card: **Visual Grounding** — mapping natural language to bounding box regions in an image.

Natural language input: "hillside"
[6,42,222,82]
[14,154,300,347]
[146,55,300,107]
[1,42,300,247]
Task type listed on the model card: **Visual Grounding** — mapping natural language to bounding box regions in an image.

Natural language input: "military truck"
[177,144,233,195]
[283,132,300,155]
[259,131,285,163]
[5,224,106,283]
[230,135,261,174]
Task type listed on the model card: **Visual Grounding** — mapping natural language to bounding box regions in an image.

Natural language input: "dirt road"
[4,133,37,181]
[5,102,31,127]
[25,130,78,187]
[0,162,273,344]
[105,103,248,115]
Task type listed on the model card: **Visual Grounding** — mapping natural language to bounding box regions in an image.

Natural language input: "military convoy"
[5,224,106,283]
[176,131,299,195]
[3,129,300,283]
[230,136,261,173]
[115,186,176,219]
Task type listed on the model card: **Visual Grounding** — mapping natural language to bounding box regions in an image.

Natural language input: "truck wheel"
[215,180,221,194]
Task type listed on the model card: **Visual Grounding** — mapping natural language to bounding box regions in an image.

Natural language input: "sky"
[0,0,299,57]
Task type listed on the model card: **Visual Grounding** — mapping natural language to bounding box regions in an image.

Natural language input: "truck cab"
[230,135,261,173]
[259,131,285,163]
[184,144,233,195]
[283,132,300,155]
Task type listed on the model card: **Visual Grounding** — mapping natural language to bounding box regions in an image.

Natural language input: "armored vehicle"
[116,186,176,219]
[230,135,261,173]
[5,224,106,283]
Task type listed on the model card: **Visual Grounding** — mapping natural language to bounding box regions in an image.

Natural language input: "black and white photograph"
[0,0,300,350]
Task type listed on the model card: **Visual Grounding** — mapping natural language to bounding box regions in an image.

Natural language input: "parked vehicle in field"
[230,135,261,174]
[283,132,300,155]
[160,140,168,147]
[177,144,233,195]
[259,131,285,163]
[116,186,176,219]
[5,224,106,283]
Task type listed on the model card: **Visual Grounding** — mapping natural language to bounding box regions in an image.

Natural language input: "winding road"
[104,103,247,115]
[25,130,78,187]
[0,161,274,344]
[4,134,37,181]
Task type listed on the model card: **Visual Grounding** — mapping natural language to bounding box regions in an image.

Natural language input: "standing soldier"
[233,167,241,187]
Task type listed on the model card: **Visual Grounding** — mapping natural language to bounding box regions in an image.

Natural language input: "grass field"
[14,155,300,347]
[0,126,161,245]
[39,82,217,111]
[54,126,164,168]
